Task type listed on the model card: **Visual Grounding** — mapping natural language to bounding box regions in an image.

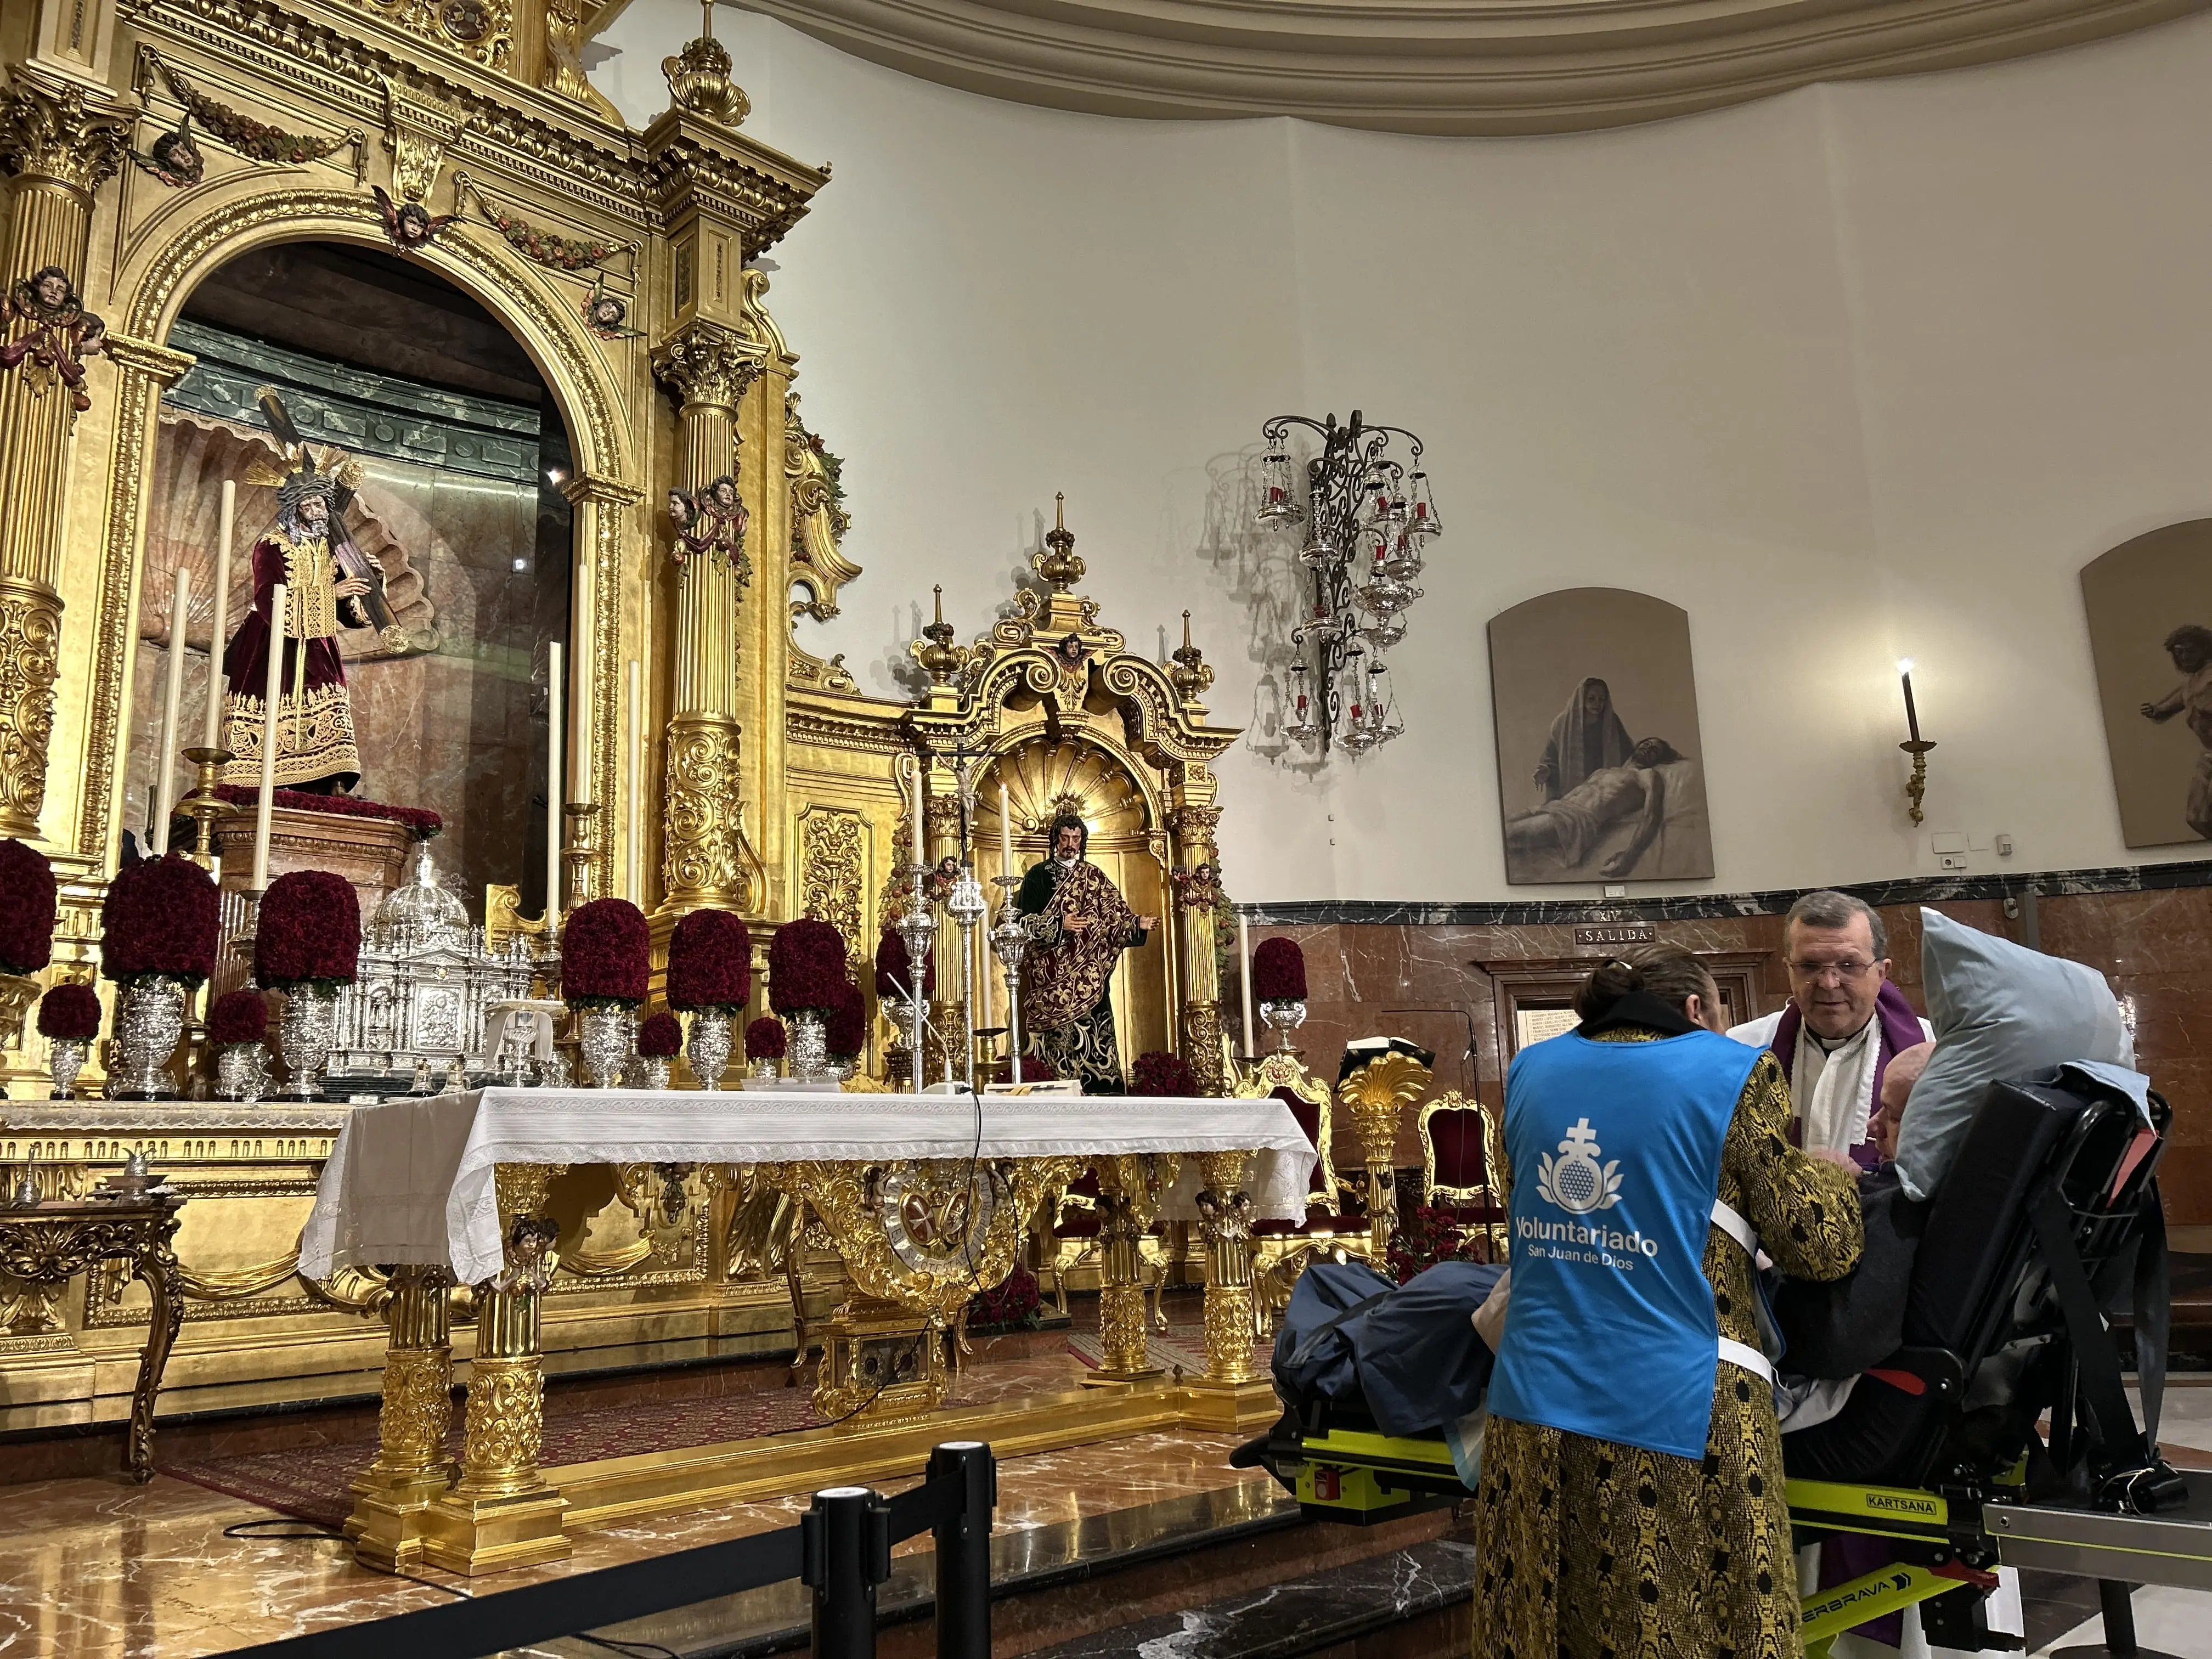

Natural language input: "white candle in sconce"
[250,581,288,891]
[152,568,191,854]
[202,479,234,750]
[546,641,564,924]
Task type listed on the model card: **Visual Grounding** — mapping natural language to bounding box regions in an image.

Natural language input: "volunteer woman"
[1474,946,1863,1657]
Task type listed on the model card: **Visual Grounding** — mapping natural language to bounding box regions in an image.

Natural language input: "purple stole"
[1764,979,1926,1172]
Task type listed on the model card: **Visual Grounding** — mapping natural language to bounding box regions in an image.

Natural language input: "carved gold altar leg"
[1339,1050,1431,1263]
[1180,1150,1276,1430]
[421,1166,569,1575]
[347,1266,454,1570]
[1084,1156,1161,1385]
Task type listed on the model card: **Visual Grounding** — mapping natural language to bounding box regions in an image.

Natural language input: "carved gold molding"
[0,70,129,191]
[728,0,2209,136]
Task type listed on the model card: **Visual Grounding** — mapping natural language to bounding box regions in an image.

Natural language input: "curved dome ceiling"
[723,0,2205,134]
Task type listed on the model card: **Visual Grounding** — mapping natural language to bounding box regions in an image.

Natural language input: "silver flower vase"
[686,1009,733,1092]
[624,1054,673,1090]
[217,1042,268,1103]
[279,985,339,1101]
[1261,997,1308,1056]
[47,1038,87,1101]
[575,1006,631,1090]
[788,1009,832,1084]
[748,1056,780,1082]
[114,977,188,1100]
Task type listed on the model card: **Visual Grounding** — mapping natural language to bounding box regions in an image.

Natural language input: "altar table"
[296,1087,1316,1576]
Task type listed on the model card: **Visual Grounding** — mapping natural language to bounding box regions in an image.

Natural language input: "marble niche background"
[1238,878,2212,1231]
[122,245,575,915]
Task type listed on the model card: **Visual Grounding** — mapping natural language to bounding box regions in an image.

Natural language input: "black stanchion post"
[804,1485,890,1659]
[929,1440,995,1659]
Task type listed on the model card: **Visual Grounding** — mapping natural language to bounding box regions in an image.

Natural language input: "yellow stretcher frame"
[1283,1427,2000,1649]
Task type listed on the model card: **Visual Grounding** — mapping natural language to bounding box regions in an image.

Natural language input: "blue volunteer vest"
[1486,1028,1762,1460]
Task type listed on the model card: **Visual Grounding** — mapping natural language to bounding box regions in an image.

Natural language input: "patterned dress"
[221,529,362,793]
[1473,1036,1863,1659]
[1015,857,1148,1094]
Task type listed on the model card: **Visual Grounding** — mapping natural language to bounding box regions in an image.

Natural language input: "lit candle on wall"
[202,479,234,750]
[625,659,642,905]
[250,581,287,890]
[546,642,564,923]
[1238,910,1254,1056]
[152,568,191,854]
[1898,657,1921,743]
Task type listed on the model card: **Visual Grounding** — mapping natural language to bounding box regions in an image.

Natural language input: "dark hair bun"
[1573,958,1644,1022]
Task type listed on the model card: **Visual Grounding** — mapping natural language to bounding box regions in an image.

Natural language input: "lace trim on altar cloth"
[221,683,360,788]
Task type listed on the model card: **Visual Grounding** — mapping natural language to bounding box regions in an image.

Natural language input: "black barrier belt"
[221,1522,806,1659]
[883,1470,966,1544]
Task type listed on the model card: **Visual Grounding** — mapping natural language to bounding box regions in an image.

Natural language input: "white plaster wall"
[591,8,2212,904]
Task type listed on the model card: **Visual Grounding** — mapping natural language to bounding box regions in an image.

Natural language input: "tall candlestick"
[998,782,1013,878]
[546,641,564,923]
[1898,657,1921,744]
[152,568,191,854]
[1238,911,1254,1056]
[202,481,234,749]
[625,659,642,905]
[250,581,287,890]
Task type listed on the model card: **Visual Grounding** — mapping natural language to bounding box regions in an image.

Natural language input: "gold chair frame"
[1237,1052,1363,1331]
[1417,1090,1506,1260]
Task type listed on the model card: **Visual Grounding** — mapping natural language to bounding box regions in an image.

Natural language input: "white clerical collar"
[1057,856,1078,869]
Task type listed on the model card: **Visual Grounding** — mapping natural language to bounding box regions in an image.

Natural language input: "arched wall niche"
[78,188,641,884]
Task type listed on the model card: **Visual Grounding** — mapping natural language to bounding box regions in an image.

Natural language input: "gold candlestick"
[1900,739,1936,826]
[177,746,235,872]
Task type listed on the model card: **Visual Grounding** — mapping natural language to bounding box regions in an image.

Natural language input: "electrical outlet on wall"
[1939,853,1969,871]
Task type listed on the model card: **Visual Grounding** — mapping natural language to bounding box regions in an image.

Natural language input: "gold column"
[346,1266,455,1570]
[1181,1149,1274,1429]
[1339,1049,1431,1263]
[1081,1154,1169,1384]
[923,781,966,1084]
[1170,799,1227,1094]
[652,323,760,913]
[562,473,643,904]
[421,1164,570,1575]
[0,72,126,841]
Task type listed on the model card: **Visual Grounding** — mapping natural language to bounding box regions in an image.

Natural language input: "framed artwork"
[1487,588,1715,885]
[1479,952,1769,1061]
[2080,520,2212,849]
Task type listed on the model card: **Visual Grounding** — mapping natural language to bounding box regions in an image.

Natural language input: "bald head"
[1875,1040,1935,1161]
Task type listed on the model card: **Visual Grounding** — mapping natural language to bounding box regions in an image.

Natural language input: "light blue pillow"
[1893,909,2132,1200]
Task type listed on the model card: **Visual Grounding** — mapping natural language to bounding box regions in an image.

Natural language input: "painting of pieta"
[1488,588,1715,886]
[2081,519,2212,848]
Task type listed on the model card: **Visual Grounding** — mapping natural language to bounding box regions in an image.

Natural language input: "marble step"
[1020,1535,1475,1659]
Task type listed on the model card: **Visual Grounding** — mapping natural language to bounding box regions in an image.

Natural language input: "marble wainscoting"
[1242,866,2212,1224]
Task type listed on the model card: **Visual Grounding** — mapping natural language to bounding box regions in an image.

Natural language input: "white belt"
[1709,1200,1777,1384]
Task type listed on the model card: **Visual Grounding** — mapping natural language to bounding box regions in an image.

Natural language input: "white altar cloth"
[298,1087,1318,1285]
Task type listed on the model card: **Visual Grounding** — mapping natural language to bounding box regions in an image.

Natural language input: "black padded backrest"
[1901,1079,2079,1355]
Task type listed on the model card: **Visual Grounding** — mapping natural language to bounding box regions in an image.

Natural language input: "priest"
[1728,889,1932,1169]
[1017,814,1157,1093]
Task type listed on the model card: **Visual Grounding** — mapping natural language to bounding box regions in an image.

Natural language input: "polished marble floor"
[0,1352,1278,1659]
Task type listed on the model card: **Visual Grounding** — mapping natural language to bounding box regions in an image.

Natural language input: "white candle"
[910,761,925,867]
[1238,911,1254,1056]
[250,581,287,890]
[202,480,234,750]
[546,641,564,923]
[999,782,1013,877]
[152,568,190,854]
[625,659,642,906]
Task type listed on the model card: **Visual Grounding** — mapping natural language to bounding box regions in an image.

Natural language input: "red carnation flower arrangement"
[994,1054,1058,1085]
[768,917,849,1015]
[873,928,934,1001]
[208,990,270,1046]
[36,983,100,1042]
[562,897,650,1008]
[637,1011,683,1058]
[1252,936,1308,1002]
[101,854,221,986]
[1132,1049,1200,1098]
[254,870,362,989]
[667,909,752,1011]
[0,838,57,977]
[745,1015,787,1060]
[824,978,868,1059]
[215,786,443,839]
[966,1262,1043,1333]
